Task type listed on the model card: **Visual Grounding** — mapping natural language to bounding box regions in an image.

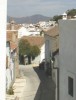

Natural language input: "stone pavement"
[6,64,55,100]
[20,65,55,100]
[33,67,56,100]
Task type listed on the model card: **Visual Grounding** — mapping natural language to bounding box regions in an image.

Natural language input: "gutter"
[44,33,59,38]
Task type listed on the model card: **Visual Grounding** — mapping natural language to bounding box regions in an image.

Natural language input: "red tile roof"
[6,30,18,50]
[44,25,59,37]
[43,25,59,52]
[21,36,44,48]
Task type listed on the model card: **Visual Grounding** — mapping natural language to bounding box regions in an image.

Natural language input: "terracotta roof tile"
[21,36,44,48]
[44,25,59,37]
[44,25,59,52]
[6,30,18,50]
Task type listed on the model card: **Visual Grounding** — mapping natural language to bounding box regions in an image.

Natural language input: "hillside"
[7,14,51,24]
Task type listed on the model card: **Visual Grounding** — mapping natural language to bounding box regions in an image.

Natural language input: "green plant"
[19,38,40,64]
[7,86,14,95]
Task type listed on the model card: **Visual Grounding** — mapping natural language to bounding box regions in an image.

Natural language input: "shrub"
[7,86,14,95]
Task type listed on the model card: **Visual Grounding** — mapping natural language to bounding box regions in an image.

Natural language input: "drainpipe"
[52,57,59,100]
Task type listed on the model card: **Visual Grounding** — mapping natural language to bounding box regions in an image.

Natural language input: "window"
[68,77,73,97]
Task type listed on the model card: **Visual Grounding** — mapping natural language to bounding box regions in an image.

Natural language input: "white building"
[40,44,45,63]
[62,12,67,20]
[18,26,31,38]
[6,41,12,90]
[49,21,56,26]
[18,26,41,38]
[39,21,56,30]
[44,25,59,100]
[6,29,19,91]
[59,19,76,100]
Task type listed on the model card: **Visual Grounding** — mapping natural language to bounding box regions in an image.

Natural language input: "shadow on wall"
[33,67,56,100]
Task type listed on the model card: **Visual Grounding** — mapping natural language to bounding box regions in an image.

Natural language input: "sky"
[7,0,76,17]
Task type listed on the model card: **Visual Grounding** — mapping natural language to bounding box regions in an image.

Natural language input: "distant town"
[6,9,76,100]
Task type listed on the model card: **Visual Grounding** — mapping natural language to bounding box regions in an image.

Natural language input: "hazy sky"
[7,0,76,17]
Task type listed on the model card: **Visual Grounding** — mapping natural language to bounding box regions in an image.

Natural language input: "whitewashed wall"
[6,68,12,89]
[52,54,59,100]
[32,44,45,64]
[59,20,76,100]
[18,27,30,38]
[45,34,59,100]
[40,44,45,63]
[6,45,12,90]
[6,46,15,90]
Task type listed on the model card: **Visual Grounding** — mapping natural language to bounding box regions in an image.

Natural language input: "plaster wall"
[59,20,76,100]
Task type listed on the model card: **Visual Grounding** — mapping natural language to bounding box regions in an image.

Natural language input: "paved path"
[19,65,55,100]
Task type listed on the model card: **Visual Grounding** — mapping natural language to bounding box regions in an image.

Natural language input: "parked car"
[39,59,45,70]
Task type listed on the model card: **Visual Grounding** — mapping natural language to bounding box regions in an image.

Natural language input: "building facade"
[59,20,76,100]
[6,22,19,91]
[44,25,59,100]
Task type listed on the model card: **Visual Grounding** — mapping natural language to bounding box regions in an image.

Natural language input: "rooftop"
[6,30,18,50]
[44,25,59,37]
[21,36,45,48]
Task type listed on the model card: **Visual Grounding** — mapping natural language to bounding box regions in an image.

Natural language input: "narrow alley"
[19,65,55,100]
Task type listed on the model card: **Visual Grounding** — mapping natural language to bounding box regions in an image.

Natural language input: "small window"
[68,77,73,97]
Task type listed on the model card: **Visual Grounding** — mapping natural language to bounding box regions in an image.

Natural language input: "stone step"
[6,78,26,100]
[14,78,26,83]
[13,83,26,87]
[6,95,17,100]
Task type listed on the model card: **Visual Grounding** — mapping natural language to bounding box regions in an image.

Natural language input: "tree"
[52,15,62,23]
[31,45,40,59]
[19,39,40,64]
[19,39,30,56]
[19,39,31,64]
[26,45,40,64]
[67,9,76,17]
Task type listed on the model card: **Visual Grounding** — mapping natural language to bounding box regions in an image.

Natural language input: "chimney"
[62,12,67,20]
[10,18,15,30]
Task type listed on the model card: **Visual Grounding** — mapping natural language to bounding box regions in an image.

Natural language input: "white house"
[6,41,17,91]
[39,21,56,30]
[18,26,31,38]
[6,30,19,91]
[40,44,45,63]
[44,25,59,100]
[59,19,76,100]
[32,44,45,64]
[6,41,12,90]
[62,12,67,20]
[49,21,56,26]
[18,26,41,38]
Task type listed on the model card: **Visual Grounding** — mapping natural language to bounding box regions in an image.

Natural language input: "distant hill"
[7,14,51,24]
